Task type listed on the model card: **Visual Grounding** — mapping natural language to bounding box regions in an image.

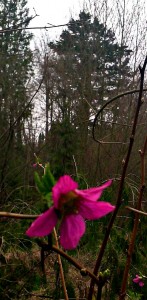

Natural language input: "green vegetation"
[0,0,146,299]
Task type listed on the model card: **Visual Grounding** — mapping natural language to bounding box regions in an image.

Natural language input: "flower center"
[58,191,79,215]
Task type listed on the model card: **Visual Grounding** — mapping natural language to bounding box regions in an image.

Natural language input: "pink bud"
[32,163,37,168]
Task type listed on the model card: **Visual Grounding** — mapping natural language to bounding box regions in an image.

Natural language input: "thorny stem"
[0,57,146,297]
[88,56,147,300]
[0,212,38,219]
[0,207,146,219]
[119,136,147,299]
[92,88,147,143]
[43,167,68,299]
[97,285,102,300]
[37,240,100,285]
[52,245,98,285]
[96,276,104,300]
[126,206,147,216]
[53,228,69,300]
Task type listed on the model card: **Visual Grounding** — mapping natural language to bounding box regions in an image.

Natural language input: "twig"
[53,228,69,300]
[88,56,147,300]
[126,206,147,216]
[24,290,53,298]
[0,212,38,219]
[0,23,68,34]
[0,76,44,142]
[37,240,99,285]
[92,88,147,143]
[0,14,38,32]
[72,155,78,177]
[119,136,147,299]
[51,245,99,285]
[0,20,84,34]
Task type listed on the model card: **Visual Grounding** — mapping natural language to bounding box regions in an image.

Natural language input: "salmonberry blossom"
[26,175,115,250]
[32,163,43,168]
[133,275,144,287]
[32,163,37,168]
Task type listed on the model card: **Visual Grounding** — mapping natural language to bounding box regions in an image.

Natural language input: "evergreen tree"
[0,0,33,141]
[0,0,33,198]
[49,11,132,174]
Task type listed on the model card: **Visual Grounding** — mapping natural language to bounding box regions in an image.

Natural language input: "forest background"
[0,0,146,299]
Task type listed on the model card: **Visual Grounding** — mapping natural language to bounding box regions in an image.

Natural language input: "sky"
[27,0,83,40]
[27,0,147,43]
[27,0,146,64]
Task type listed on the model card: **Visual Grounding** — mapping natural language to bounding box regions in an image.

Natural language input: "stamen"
[58,191,79,215]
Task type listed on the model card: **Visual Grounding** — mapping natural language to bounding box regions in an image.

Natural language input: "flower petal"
[52,175,78,208]
[78,200,115,220]
[133,275,140,283]
[60,214,85,250]
[26,207,58,237]
[139,281,144,287]
[75,180,112,202]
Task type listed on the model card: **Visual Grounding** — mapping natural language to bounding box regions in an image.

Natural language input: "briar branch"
[92,88,147,144]
[53,228,69,300]
[88,56,147,300]
[0,212,100,285]
[37,240,100,285]
[126,206,147,216]
[0,206,147,219]
[119,135,147,299]
[0,206,146,220]
[0,212,38,219]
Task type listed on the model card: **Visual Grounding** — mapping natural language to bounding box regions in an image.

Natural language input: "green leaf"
[44,192,52,207]
[34,172,46,194]
[42,163,55,192]
[34,165,55,205]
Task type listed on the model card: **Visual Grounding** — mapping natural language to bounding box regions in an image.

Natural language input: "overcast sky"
[27,0,147,60]
[27,0,83,40]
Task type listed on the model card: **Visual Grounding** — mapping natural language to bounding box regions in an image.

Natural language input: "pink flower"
[32,163,43,168]
[133,275,144,287]
[26,175,115,250]
[32,163,37,168]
